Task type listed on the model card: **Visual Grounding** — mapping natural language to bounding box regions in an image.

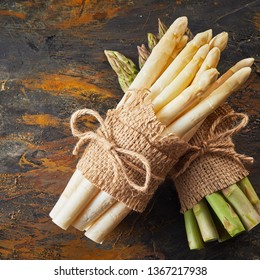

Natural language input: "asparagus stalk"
[104,50,138,93]
[73,190,116,231]
[52,177,99,230]
[84,202,132,244]
[209,32,228,51]
[205,192,245,236]
[193,199,219,242]
[49,169,84,219]
[238,177,260,215]
[137,44,150,69]
[192,47,220,84]
[210,208,231,242]
[221,184,260,230]
[184,209,204,250]
[148,33,158,51]
[185,27,194,40]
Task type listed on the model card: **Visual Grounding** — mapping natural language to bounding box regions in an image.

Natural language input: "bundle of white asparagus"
[50,16,255,244]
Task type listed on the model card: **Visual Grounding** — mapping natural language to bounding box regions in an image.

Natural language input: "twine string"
[70,108,155,194]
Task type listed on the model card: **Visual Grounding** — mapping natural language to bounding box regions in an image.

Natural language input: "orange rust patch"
[0,10,26,20]
[21,114,63,128]
[253,12,260,31]
[40,157,72,173]
[22,73,113,99]
[61,237,149,259]
[19,153,39,168]
[50,1,120,29]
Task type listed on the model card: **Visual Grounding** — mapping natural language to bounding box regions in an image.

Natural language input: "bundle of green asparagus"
[103,19,259,249]
[49,16,257,245]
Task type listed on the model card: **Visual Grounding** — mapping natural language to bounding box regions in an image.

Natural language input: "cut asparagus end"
[205,192,245,237]
[222,184,260,230]
[84,202,131,244]
[72,191,116,231]
[193,199,219,242]
[52,178,99,230]
[238,177,260,215]
[184,209,204,250]
[210,208,232,242]
[49,169,84,219]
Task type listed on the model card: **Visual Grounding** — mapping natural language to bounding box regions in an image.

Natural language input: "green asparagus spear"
[148,33,158,51]
[184,209,204,250]
[238,177,260,215]
[222,184,260,230]
[104,50,138,92]
[205,192,245,237]
[193,199,219,242]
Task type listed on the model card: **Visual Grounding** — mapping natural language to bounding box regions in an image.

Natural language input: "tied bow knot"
[70,108,158,194]
[173,112,254,178]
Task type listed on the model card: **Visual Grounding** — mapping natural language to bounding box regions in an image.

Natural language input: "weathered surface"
[0,0,259,260]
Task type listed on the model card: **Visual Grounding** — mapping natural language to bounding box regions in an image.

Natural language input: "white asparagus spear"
[52,177,99,230]
[204,57,254,96]
[165,67,252,136]
[84,68,251,243]
[152,44,210,112]
[84,203,132,244]
[169,35,189,62]
[49,169,84,218]
[209,32,228,51]
[73,191,116,231]
[156,69,219,126]
[148,29,212,100]
[192,47,220,84]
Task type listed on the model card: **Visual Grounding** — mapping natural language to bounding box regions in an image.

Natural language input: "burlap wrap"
[172,104,253,213]
[71,91,190,212]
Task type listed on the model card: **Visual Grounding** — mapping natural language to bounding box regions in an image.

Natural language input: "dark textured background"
[0,0,259,260]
